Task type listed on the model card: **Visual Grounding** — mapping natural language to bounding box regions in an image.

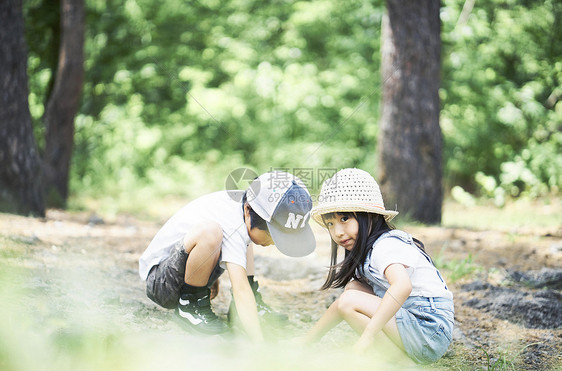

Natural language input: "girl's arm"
[304,298,343,343]
[354,263,412,352]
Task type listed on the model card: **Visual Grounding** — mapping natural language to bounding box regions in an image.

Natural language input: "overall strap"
[377,230,436,266]
[359,230,410,277]
[363,229,449,291]
[358,231,409,293]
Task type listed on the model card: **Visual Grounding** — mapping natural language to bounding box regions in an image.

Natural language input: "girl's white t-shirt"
[138,191,250,280]
[366,237,453,300]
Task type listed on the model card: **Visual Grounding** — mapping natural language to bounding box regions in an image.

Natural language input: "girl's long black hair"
[320,212,427,290]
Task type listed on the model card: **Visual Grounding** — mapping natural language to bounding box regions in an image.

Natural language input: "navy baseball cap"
[247,171,316,257]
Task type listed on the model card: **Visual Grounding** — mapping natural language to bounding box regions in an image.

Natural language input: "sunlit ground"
[0,266,417,371]
[1,197,559,371]
[0,213,419,371]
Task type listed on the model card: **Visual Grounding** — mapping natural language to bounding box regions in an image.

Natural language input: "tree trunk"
[43,0,85,207]
[377,0,443,224]
[0,0,45,217]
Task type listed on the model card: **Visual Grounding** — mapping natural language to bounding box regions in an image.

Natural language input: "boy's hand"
[227,262,264,342]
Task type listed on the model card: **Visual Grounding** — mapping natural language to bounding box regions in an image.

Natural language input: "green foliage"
[23,0,561,208]
[441,0,562,198]
[23,0,59,149]
[69,0,386,203]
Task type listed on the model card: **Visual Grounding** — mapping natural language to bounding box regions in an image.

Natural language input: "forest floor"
[0,202,560,371]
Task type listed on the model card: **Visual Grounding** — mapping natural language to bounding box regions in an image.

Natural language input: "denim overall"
[359,230,455,364]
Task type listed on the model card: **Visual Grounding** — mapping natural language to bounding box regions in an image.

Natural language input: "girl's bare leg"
[339,280,404,350]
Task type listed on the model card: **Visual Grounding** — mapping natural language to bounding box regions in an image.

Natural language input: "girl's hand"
[353,336,372,354]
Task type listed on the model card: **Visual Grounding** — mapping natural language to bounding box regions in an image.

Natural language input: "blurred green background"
[24,0,561,217]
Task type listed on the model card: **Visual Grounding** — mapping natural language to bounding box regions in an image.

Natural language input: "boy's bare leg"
[182,222,223,286]
[175,221,228,335]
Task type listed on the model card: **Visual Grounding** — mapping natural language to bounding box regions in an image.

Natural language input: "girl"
[305,168,454,364]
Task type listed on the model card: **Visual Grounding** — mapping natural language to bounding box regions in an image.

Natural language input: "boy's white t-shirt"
[138,191,250,280]
[366,237,453,300]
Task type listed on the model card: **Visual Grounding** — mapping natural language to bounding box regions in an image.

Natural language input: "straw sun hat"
[310,168,398,226]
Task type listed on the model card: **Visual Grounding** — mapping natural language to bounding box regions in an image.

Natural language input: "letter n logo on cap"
[285,213,304,229]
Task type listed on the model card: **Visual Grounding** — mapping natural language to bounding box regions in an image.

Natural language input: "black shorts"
[145,240,225,309]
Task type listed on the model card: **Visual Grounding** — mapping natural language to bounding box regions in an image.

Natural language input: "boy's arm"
[354,263,411,353]
[227,262,264,342]
[304,298,342,343]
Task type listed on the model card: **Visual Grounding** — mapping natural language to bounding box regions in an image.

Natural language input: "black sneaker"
[176,289,228,335]
[228,280,288,325]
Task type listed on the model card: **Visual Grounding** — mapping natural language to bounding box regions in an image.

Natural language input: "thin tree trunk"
[378,0,442,224]
[43,0,85,207]
[0,0,45,217]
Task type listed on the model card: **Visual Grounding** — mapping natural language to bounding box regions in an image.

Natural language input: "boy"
[139,171,316,341]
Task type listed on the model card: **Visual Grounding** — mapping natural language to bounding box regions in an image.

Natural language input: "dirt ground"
[0,209,560,371]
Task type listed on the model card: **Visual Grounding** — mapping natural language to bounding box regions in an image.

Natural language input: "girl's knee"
[337,290,358,314]
[338,288,380,317]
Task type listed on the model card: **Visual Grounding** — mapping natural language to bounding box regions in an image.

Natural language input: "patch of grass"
[480,346,517,370]
[477,342,546,371]
[0,235,29,259]
[433,250,482,282]
[0,249,21,259]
